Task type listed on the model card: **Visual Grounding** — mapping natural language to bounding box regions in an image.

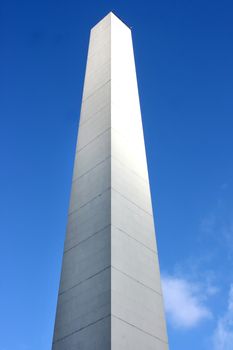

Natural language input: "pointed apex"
[109,11,131,29]
[92,11,131,31]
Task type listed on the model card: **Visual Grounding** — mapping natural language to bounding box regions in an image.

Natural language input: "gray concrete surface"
[52,12,169,350]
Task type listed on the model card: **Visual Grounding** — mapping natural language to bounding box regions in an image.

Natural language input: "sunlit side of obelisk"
[52,12,169,350]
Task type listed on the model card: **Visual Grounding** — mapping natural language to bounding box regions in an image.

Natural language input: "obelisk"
[52,12,169,350]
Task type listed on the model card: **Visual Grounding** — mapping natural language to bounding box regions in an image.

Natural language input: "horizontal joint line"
[53,314,111,344]
[64,224,111,254]
[75,127,110,154]
[111,187,153,216]
[72,156,111,183]
[68,187,111,216]
[111,224,157,253]
[79,104,110,127]
[81,79,110,103]
[112,266,162,296]
[58,265,111,296]
[112,315,168,345]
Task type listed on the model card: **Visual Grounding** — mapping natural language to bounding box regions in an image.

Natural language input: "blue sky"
[1,0,233,349]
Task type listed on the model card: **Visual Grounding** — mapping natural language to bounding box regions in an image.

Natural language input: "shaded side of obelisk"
[52,12,169,350]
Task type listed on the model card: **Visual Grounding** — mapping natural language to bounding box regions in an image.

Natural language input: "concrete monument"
[52,12,169,350]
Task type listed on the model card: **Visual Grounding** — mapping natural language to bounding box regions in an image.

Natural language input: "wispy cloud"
[212,284,233,350]
[162,275,212,329]
[199,187,233,258]
[161,184,233,347]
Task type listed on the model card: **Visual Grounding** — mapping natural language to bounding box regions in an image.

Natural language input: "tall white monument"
[52,12,169,350]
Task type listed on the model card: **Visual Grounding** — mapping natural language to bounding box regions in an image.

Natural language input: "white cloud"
[213,284,233,350]
[162,275,212,329]
[200,204,233,257]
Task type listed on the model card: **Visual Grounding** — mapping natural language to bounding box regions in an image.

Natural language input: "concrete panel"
[52,316,111,350]
[111,156,152,214]
[111,189,157,251]
[83,60,110,100]
[111,127,148,181]
[86,39,110,75]
[77,103,110,150]
[111,225,162,293]
[111,268,168,344]
[69,157,110,212]
[64,189,110,251]
[60,226,111,293]
[89,15,111,51]
[111,316,168,350]
[82,16,111,102]
[53,268,111,343]
[79,81,110,125]
[111,15,141,119]
[73,128,111,180]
